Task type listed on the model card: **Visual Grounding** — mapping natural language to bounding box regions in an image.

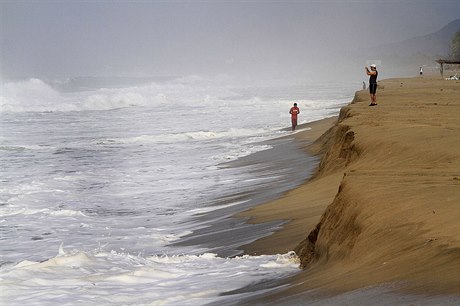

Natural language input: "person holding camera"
[365,64,378,106]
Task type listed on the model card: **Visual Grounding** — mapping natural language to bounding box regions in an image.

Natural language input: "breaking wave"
[0,77,235,113]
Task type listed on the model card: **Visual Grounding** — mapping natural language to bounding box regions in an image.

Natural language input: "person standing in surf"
[289,103,300,131]
[365,64,378,106]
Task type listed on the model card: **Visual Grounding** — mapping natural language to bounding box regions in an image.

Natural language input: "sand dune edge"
[243,77,460,297]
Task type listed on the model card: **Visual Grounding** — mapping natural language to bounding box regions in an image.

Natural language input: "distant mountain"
[348,19,460,77]
[375,19,460,58]
[317,20,460,79]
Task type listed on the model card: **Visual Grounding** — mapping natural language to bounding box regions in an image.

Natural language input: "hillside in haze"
[359,19,460,77]
[377,19,460,57]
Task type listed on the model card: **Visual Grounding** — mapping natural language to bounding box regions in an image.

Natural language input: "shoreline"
[173,123,322,258]
[236,116,340,256]
[238,76,460,303]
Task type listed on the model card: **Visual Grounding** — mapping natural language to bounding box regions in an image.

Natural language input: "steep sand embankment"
[240,77,460,296]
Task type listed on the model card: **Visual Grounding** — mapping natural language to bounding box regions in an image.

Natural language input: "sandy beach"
[239,76,460,302]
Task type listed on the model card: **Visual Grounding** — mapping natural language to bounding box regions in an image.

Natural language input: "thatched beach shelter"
[436,59,460,78]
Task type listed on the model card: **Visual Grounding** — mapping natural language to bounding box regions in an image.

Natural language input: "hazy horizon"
[1,0,459,81]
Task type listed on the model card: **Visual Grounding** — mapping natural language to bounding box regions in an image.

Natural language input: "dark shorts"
[369,83,377,95]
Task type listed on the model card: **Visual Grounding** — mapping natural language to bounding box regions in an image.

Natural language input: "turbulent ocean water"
[0,76,356,305]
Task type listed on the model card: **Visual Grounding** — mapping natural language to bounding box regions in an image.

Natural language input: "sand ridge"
[239,77,460,297]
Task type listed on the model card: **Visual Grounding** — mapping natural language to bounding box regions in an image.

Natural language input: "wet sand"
[238,77,460,303]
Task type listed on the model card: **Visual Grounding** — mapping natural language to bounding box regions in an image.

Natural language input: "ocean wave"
[0,77,239,113]
[211,144,273,162]
[0,245,299,305]
[0,145,56,152]
[0,206,87,218]
[0,78,167,112]
[97,127,271,145]
[0,78,78,112]
[0,77,352,116]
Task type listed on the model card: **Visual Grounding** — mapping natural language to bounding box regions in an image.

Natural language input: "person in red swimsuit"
[289,103,300,131]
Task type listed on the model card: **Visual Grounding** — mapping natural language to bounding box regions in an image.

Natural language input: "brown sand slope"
[240,77,460,296]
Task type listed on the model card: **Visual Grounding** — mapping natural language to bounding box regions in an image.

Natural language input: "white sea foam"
[0,206,86,218]
[0,247,299,306]
[211,144,273,162]
[100,127,271,145]
[187,200,249,215]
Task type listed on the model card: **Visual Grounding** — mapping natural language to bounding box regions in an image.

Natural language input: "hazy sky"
[1,0,459,79]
